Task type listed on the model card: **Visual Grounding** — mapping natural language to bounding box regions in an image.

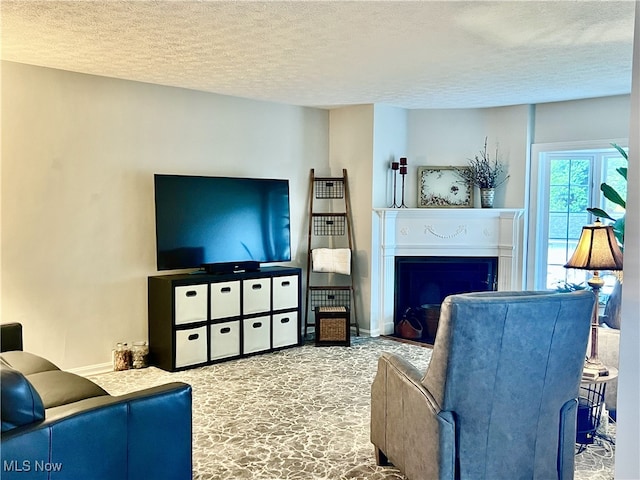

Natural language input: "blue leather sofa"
[1,323,193,479]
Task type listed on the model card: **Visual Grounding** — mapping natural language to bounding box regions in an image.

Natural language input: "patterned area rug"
[90,337,615,480]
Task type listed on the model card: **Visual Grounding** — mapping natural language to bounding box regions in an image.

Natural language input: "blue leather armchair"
[371,290,595,480]
[1,323,193,479]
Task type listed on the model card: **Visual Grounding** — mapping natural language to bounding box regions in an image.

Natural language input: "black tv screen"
[154,174,291,271]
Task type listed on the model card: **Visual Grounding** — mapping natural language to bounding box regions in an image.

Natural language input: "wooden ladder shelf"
[304,168,359,339]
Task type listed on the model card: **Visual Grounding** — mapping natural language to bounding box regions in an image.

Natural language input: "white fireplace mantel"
[370,208,525,337]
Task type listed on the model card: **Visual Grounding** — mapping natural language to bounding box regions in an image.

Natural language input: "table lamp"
[564,219,623,376]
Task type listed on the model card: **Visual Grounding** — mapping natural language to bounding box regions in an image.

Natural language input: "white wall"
[325,104,409,336]
[372,105,408,209]
[615,3,640,478]
[327,105,374,334]
[534,95,631,144]
[1,61,329,370]
[368,105,408,336]
[407,106,530,209]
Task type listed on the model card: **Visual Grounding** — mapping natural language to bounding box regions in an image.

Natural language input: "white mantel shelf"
[370,207,525,337]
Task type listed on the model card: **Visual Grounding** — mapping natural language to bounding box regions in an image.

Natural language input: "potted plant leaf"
[456,137,509,207]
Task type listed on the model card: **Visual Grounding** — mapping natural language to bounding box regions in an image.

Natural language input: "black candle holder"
[399,158,408,208]
[390,161,399,208]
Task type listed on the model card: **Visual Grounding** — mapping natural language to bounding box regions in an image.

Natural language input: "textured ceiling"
[1,1,636,109]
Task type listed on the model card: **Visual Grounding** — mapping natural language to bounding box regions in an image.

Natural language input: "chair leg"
[375,447,389,466]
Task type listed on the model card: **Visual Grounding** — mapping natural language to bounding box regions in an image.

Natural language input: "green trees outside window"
[545,149,627,291]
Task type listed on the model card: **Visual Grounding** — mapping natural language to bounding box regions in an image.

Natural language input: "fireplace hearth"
[394,256,498,343]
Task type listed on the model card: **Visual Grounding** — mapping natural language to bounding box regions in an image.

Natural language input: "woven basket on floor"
[315,306,350,346]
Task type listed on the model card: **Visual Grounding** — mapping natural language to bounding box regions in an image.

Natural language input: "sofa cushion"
[1,351,109,409]
[1,363,45,432]
[0,350,60,375]
[26,370,109,409]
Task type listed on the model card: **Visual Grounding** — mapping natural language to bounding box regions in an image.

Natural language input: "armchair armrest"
[1,382,192,480]
[1,323,23,352]
[371,352,455,480]
[375,352,425,386]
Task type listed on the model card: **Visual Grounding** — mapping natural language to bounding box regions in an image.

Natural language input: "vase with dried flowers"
[457,137,509,208]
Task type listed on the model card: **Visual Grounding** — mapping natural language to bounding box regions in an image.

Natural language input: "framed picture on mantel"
[418,166,473,208]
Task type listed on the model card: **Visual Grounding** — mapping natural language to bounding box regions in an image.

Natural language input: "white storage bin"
[210,321,240,360]
[174,284,208,325]
[272,312,299,349]
[272,275,299,311]
[175,325,207,368]
[210,281,240,319]
[243,316,271,354]
[243,278,271,314]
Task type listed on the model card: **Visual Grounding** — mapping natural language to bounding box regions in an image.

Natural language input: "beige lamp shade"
[564,219,623,271]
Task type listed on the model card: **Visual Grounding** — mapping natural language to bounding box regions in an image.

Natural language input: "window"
[528,141,627,293]
[546,154,591,289]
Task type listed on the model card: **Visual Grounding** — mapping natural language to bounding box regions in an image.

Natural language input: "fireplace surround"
[371,208,524,337]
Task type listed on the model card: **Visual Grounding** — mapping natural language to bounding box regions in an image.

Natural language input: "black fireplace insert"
[394,256,498,343]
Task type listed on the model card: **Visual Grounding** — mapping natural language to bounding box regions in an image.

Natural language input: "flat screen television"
[154,174,291,272]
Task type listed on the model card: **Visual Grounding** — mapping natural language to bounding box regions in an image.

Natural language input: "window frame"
[526,139,628,290]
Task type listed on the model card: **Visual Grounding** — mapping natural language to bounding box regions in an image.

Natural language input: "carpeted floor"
[91,337,615,480]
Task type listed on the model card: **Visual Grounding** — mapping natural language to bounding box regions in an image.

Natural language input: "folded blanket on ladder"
[312,248,351,275]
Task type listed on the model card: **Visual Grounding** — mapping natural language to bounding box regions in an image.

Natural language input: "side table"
[576,366,618,445]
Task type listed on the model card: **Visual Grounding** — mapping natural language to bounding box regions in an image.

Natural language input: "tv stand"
[202,260,261,275]
[148,266,301,371]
